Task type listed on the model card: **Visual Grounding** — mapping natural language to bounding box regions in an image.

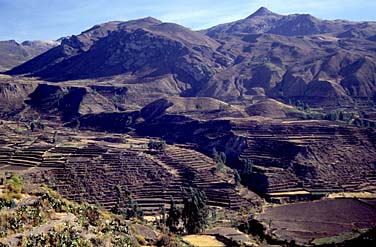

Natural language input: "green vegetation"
[195,102,203,110]
[353,118,376,128]
[20,224,93,247]
[0,177,142,246]
[29,118,44,132]
[303,110,367,127]
[111,94,122,104]
[287,99,376,128]
[51,131,58,144]
[125,116,133,126]
[233,169,241,185]
[182,188,209,234]
[240,159,253,175]
[148,139,166,151]
[14,126,28,135]
[163,188,209,235]
[156,232,181,247]
[166,197,180,233]
[293,100,310,112]
[213,148,226,172]
[6,175,23,195]
[219,103,230,112]
[112,185,143,221]
[1,174,23,204]
[312,229,368,245]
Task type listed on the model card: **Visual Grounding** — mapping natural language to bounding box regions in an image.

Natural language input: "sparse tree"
[52,131,57,144]
[241,159,253,175]
[212,148,219,161]
[219,102,230,111]
[126,116,133,126]
[148,139,166,151]
[213,148,226,172]
[220,152,226,164]
[112,185,143,220]
[234,169,241,185]
[182,187,208,234]
[166,197,180,233]
[112,184,125,215]
[159,205,166,226]
[216,160,224,171]
[127,199,143,220]
[30,121,36,132]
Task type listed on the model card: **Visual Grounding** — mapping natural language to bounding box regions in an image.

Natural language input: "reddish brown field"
[364,199,376,207]
[257,199,376,244]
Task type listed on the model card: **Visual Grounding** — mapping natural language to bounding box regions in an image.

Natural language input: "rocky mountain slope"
[5,7,376,108]
[204,7,375,37]
[0,40,58,71]
[201,7,376,105]
[7,17,225,100]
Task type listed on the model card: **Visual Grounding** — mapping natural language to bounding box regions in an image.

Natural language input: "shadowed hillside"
[6,7,376,107]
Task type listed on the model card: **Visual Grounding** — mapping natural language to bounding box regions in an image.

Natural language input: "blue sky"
[0,0,375,42]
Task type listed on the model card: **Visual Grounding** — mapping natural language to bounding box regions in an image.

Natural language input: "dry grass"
[312,229,367,245]
[182,235,225,247]
[267,190,310,196]
[327,192,376,199]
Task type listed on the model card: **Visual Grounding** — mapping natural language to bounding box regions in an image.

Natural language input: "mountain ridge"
[4,7,376,107]
[204,6,376,37]
[0,39,58,71]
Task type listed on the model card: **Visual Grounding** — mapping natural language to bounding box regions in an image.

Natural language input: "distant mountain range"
[205,7,376,37]
[0,40,59,71]
[4,7,376,107]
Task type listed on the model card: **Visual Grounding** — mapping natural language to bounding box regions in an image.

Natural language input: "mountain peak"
[250,7,276,17]
[132,16,162,25]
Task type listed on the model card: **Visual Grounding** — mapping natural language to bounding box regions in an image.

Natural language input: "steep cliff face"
[26,84,117,121]
[0,80,37,117]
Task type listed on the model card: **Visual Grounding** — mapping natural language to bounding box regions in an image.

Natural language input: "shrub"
[213,148,226,172]
[234,169,241,185]
[20,223,92,247]
[135,234,146,245]
[148,139,166,151]
[41,190,71,213]
[5,175,23,194]
[241,159,253,175]
[156,233,179,247]
[81,205,101,226]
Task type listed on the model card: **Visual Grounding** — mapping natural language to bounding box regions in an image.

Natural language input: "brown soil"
[0,120,261,215]
[257,198,376,244]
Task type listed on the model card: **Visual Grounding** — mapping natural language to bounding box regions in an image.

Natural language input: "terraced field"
[25,143,260,214]
[232,119,376,199]
[1,118,375,245]
[0,121,260,215]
